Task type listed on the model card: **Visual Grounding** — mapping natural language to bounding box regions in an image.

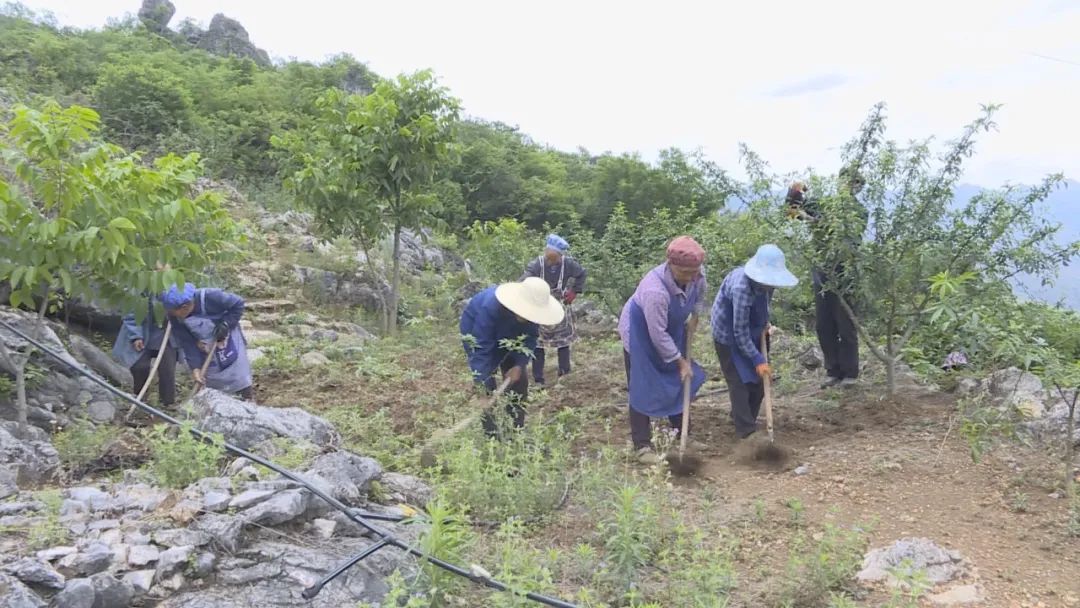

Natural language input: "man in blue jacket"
[460,276,565,434]
[162,283,254,401]
[112,297,178,407]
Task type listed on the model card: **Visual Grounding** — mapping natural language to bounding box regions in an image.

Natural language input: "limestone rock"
[0,421,60,489]
[229,489,275,510]
[121,570,154,595]
[929,584,984,606]
[241,489,309,526]
[191,389,339,450]
[987,367,1046,417]
[52,577,94,608]
[303,451,381,507]
[380,472,433,506]
[857,538,969,586]
[127,544,159,568]
[300,351,331,368]
[138,0,176,33]
[155,546,194,581]
[196,14,271,66]
[3,557,65,590]
[192,513,244,553]
[0,571,46,607]
[89,573,134,608]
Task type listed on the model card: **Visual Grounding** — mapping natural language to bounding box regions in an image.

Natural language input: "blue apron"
[728,291,770,385]
[627,292,706,418]
[182,291,252,394]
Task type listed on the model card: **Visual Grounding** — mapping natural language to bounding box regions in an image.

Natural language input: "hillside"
[1,1,1078,607]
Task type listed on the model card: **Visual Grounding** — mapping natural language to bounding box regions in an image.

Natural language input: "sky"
[17,0,1080,186]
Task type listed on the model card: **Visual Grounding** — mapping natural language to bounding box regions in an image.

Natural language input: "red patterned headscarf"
[666,236,705,267]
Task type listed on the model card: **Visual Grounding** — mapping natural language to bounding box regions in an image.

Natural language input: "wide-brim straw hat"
[495,277,566,325]
[744,244,799,288]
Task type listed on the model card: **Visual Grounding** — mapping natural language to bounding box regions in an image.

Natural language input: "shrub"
[145,423,225,488]
[53,420,120,471]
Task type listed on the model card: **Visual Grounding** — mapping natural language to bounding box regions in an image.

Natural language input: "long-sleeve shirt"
[711,267,771,367]
[171,288,245,370]
[618,263,707,362]
[459,286,538,387]
[520,255,587,293]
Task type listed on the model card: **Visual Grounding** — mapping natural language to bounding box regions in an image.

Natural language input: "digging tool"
[188,340,217,400]
[419,375,514,469]
[752,331,790,465]
[124,320,173,422]
[666,325,703,476]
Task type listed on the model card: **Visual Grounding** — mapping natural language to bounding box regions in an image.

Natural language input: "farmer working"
[711,244,798,439]
[162,283,254,401]
[460,276,565,435]
[112,296,178,407]
[520,234,587,388]
[618,236,708,465]
[786,169,867,388]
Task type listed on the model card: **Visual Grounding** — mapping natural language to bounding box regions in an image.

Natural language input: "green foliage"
[775,524,867,608]
[416,497,473,607]
[490,519,558,608]
[145,423,225,489]
[275,71,460,332]
[464,218,537,283]
[438,413,570,522]
[92,63,194,149]
[599,483,661,596]
[53,419,120,471]
[884,559,932,608]
[657,525,736,608]
[26,489,68,550]
[957,394,1019,463]
[324,407,414,473]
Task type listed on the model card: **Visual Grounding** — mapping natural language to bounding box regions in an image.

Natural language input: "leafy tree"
[0,100,237,433]
[92,63,194,150]
[275,71,460,333]
[804,104,1078,394]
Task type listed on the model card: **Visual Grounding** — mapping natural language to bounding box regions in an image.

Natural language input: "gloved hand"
[563,289,577,305]
[213,320,230,341]
[755,363,772,379]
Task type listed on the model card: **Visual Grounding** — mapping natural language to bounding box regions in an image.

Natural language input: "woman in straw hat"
[460,276,565,435]
[618,236,708,465]
[710,244,798,440]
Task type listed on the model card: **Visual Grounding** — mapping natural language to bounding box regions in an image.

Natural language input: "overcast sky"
[18,0,1080,186]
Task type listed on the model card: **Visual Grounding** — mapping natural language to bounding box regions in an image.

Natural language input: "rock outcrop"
[195,14,271,67]
[138,0,176,34]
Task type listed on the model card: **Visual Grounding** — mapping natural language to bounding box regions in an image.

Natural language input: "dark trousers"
[714,342,765,438]
[481,357,528,436]
[131,348,177,407]
[623,350,685,450]
[813,269,859,379]
[532,346,571,383]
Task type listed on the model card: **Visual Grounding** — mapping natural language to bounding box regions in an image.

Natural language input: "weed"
[1067,494,1080,538]
[490,519,557,608]
[565,543,599,585]
[775,523,867,607]
[885,558,932,608]
[26,489,68,550]
[752,498,767,523]
[260,437,319,471]
[957,394,1018,463]
[145,423,225,489]
[600,483,660,596]
[324,407,414,473]
[358,570,427,608]
[657,524,736,608]
[827,592,860,608]
[53,419,120,471]
[417,498,473,607]
[1009,490,1030,513]
[785,497,806,527]
[438,412,571,522]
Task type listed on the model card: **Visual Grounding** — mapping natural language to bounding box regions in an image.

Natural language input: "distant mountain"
[955,180,1080,310]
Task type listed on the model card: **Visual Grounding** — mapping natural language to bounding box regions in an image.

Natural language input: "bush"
[53,420,120,471]
[145,423,225,488]
[774,523,867,607]
[26,490,68,550]
[437,410,571,522]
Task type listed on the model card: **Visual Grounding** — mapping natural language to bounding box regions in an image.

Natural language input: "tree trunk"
[1067,397,1077,500]
[389,223,402,335]
[13,289,50,435]
[885,356,896,396]
[357,235,390,335]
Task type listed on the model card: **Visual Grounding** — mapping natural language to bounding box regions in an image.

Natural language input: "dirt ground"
[255,323,1080,607]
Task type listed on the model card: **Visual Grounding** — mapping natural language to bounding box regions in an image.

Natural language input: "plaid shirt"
[711,267,769,366]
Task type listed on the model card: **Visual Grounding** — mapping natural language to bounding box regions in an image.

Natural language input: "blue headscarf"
[161,283,196,310]
[545,234,569,253]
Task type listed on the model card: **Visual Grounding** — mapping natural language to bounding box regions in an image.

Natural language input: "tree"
[92,63,194,150]
[275,70,460,333]
[0,100,237,434]
[806,104,1078,394]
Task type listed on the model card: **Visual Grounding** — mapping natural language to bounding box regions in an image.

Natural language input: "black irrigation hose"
[0,319,580,608]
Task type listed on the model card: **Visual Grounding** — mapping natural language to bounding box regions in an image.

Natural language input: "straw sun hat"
[495,277,566,325]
